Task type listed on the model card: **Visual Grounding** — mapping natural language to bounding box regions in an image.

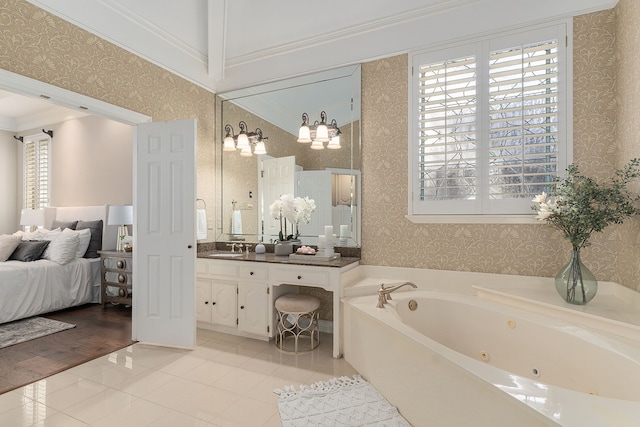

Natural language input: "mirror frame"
[215,65,362,247]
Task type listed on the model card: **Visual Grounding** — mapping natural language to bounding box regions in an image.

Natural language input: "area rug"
[275,375,411,426]
[0,317,76,349]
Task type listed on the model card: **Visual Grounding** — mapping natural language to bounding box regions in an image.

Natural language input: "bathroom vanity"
[196,252,360,357]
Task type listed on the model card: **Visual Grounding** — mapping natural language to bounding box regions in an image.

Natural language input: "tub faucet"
[376,282,417,308]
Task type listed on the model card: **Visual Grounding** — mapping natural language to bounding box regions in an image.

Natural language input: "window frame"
[407,20,572,224]
[22,132,51,211]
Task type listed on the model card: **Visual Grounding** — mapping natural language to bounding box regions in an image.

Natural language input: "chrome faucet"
[376,282,417,308]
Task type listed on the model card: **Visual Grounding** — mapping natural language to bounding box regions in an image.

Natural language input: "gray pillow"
[9,240,50,262]
[76,219,103,258]
[52,220,78,230]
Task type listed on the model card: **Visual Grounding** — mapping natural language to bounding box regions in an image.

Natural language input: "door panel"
[134,119,196,348]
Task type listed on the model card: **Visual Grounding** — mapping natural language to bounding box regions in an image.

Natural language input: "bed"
[0,205,116,324]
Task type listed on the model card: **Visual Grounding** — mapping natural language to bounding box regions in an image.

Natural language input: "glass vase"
[554,249,598,305]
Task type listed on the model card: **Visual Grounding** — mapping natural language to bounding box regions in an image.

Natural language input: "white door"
[133,119,196,348]
[260,156,296,241]
[296,170,332,240]
[238,282,268,336]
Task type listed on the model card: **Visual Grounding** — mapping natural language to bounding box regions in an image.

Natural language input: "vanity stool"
[275,293,320,353]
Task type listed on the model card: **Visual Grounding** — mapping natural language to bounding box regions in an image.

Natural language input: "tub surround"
[343,265,640,426]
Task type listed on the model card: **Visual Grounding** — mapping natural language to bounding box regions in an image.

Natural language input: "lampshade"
[239,145,253,157]
[223,135,236,151]
[20,208,45,226]
[236,132,249,149]
[297,125,311,143]
[253,140,267,155]
[310,139,325,150]
[327,135,341,149]
[108,205,133,225]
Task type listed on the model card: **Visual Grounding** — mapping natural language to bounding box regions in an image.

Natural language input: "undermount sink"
[208,253,244,258]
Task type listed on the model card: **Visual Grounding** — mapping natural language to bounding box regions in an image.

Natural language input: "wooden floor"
[0,303,133,395]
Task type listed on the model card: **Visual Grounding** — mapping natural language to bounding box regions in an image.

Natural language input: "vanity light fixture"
[223,121,269,157]
[297,111,341,150]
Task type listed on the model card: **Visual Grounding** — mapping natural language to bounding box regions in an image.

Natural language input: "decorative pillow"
[9,240,50,262]
[52,220,78,230]
[41,228,63,259]
[0,234,22,262]
[76,220,103,258]
[45,232,79,265]
[63,227,92,258]
[14,229,45,241]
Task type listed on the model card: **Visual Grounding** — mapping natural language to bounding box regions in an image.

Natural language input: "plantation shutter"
[417,55,477,203]
[410,23,567,216]
[488,39,559,201]
[23,137,50,209]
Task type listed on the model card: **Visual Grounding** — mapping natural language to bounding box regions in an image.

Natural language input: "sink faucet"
[376,282,417,308]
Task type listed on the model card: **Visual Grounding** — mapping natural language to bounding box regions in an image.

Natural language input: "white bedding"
[0,257,100,324]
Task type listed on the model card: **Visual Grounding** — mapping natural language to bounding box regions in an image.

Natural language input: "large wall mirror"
[217,65,361,247]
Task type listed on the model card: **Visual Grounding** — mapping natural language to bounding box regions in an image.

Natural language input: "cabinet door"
[238,282,268,337]
[212,281,237,328]
[196,278,212,323]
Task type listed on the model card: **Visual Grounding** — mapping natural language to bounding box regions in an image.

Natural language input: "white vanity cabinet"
[196,255,361,356]
[196,258,270,339]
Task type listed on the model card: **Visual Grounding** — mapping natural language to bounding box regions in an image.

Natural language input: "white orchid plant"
[269,194,316,242]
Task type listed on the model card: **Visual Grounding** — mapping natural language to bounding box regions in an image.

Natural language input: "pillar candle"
[340,224,348,238]
[324,226,333,238]
[318,235,326,247]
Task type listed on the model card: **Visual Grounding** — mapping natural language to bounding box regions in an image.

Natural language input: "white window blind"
[488,40,559,200]
[411,23,569,217]
[23,136,50,209]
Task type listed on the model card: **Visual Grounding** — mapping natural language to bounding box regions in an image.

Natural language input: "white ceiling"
[3,0,617,130]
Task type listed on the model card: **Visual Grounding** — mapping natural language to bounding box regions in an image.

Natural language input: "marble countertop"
[197,250,360,268]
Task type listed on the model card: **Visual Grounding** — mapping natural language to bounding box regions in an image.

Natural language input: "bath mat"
[275,374,411,426]
[0,317,76,349]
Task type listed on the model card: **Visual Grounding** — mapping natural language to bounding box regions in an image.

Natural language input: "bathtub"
[343,279,640,426]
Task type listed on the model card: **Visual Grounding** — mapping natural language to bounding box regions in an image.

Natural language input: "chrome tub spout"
[376,282,417,308]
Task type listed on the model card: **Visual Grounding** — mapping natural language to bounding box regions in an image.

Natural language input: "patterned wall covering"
[614,0,640,292]
[360,9,640,292]
[0,0,216,234]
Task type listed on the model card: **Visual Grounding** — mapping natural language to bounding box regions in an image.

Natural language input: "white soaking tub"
[343,270,640,427]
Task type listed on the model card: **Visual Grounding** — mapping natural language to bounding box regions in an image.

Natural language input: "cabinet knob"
[188,245,193,249]
[205,301,209,305]
[118,274,126,283]
[250,271,254,276]
[212,302,216,305]
[116,260,125,269]
[240,305,245,309]
[297,275,302,280]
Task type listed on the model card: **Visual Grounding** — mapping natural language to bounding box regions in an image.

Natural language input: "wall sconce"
[223,121,268,157]
[297,111,341,150]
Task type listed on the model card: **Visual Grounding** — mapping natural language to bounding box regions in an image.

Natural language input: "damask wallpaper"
[361,7,640,292]
[1,0,639,294]
[0,0,216,232]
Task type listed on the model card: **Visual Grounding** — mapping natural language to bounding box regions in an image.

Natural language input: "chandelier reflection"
[223,121,268,157]
[297,111,341,150]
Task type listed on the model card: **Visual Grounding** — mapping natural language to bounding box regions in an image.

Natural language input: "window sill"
[405,214,539,225]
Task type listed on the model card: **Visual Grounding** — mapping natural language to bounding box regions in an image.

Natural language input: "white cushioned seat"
[275,293,321,353]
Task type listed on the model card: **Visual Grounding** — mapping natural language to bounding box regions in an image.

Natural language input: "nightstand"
[98,250,132,308]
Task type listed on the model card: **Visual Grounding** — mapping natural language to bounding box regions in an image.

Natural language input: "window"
[409,23,570,219]
[23,134,50,210]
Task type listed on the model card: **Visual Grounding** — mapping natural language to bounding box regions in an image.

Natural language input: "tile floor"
[0,330,357,426]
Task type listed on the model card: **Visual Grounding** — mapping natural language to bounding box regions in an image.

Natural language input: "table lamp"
[108,205,133,251]
[20,208,45,232]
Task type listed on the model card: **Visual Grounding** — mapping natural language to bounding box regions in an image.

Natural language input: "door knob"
[188,245,193,249]
[240,305,245,309]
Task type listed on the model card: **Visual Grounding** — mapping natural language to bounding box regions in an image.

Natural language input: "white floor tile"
[4,332,357,427]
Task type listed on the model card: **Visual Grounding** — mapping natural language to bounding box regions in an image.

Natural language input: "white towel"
[196,209,207,240]
[232,210,243,234]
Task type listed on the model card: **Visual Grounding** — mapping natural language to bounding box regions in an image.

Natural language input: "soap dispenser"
[255,241,266,254]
